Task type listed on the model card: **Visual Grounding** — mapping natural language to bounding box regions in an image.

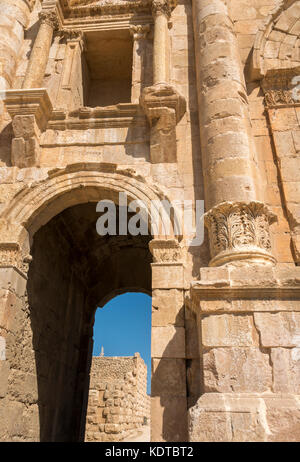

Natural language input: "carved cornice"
[60,0,153,19]
[46,103,143,131]
[204,201,277,267]
[191,283,300,303]
[2,89,53,131]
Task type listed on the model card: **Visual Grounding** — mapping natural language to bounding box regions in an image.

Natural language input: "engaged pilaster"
[22,9,59,89]
[130,25,150,103]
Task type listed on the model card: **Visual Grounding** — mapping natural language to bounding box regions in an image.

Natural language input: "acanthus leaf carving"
[204,201,277,267]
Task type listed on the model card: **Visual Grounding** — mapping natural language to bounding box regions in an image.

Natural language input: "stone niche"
[83,30,134,107]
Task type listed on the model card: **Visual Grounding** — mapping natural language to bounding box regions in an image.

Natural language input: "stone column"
[192,0,276,266]
[0,0,32,90]
[22,10,58,89]
[152,0,170,85]
[130,25,150,104]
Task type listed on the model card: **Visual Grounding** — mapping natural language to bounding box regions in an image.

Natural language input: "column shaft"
[130,25,150,103]
[0,0,31,89]
[152,1,170,85]
[23,11,57,89]
[192,0,257,209]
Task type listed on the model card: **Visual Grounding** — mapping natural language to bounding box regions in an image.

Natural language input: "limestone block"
[105,424,120,434]
[151,396,188,442]
[265,396,300,442]
[202,314,258,347]
[151,358,186,397]
[152,264,184,289]
[254,312,300,347]
[271,347,300,393]
[0,360,9,398]
[203,348,272,393]
[152,289,184,327]
[151,326,185,358]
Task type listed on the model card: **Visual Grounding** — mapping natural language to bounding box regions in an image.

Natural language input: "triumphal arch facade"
[0,0,300,442]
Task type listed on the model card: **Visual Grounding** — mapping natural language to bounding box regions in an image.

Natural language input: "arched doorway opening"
[27,202,152,441]
[86,293,151,442]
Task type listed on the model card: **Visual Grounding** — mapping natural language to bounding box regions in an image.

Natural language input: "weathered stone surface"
[203,347,272,393]
[202,314,258,347]
[0,0,299,444]
[151,358,186,397]
[151,396,188,442]
[85,355,150,442]
[271,348,300,393]
[151,326,186,358]
[254,312,300,347]
[152,289,184,327]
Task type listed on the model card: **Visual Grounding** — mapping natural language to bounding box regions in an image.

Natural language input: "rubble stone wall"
[85,354,150,442]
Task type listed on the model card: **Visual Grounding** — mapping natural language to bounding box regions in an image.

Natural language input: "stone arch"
[0,162,186,442]
[0,162,180,262]
[251,0,300,80]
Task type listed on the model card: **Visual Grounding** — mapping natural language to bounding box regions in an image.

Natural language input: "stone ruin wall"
[85,354,150,442]
[0,0,300,442]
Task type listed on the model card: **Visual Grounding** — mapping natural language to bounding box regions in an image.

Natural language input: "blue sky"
[93,292,152,394]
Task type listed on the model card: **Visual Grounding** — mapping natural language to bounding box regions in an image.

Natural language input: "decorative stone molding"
[261,68,300,108]
[149,238,183,263]
[152,0,171,18]
[63,0,152,18]
[58,29,86,51]
[39,10,59,30]
[204,202,277,267]
[140,83,186,162]
[2,89,53,167]
[250,0,300,81]
[129,25,150,41]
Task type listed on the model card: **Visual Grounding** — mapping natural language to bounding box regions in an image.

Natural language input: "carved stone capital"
[152,0,171,18]
[204,201,277,267]
[59,29,84,42]
[130,25,151,41]
[39,10,59,30]
[149,239,183,263]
